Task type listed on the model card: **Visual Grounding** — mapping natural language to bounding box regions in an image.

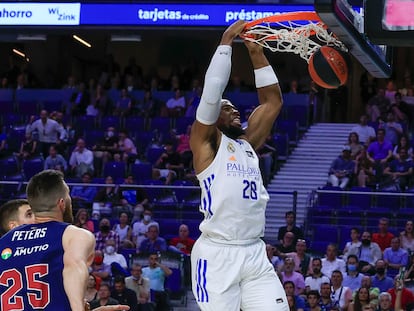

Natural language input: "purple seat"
[124,116,146,132]
[149,117,171,138]
[130,162,152,183]
[146,147,164,165]
[100,116,121,129]
[103,161,126,180]
[23,157,44,180]
[174,117,193,134]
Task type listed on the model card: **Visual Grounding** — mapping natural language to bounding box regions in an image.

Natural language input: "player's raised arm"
[244,39,282,150]
[63,225,96,311]
[190,20,247,174]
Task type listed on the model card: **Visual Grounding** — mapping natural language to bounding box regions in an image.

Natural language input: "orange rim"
[244,11,322,29]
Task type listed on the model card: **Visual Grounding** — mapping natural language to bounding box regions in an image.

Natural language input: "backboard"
[314,0,392,78]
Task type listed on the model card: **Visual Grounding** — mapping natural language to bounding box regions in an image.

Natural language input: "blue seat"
[272,133,289,160]
[83,130,103,148]
[42,100,63,112]
[374,192,402,210]
[100,116,121,129]
[3,114,23,127]
[174,117,193,134]
[73,115,97,133]
[0,157,20,179]
[130,162,152,183]
[149,117,171,139]
[103,161,126,180]
[318,186,343,209]
[347,186,373,210]
[312,224,338,244]
[23,157,44,180]
[275,120,299,144]
[286,105,309,130]
[124,116,146,132]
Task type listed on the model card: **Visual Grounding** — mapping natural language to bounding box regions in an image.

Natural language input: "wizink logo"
[0,8,32,18]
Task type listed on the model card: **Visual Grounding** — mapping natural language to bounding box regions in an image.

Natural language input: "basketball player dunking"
[0,170,129,311]
[189,20,289,310]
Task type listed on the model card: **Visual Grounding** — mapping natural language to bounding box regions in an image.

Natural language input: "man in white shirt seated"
[351,115,376,146]
[103,239,128,274]
[321,243,346,277]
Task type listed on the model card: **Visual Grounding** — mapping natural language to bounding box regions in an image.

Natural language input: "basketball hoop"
[242,12,348,63]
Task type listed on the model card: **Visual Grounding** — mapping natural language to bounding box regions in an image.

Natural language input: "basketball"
[308,46,349,89]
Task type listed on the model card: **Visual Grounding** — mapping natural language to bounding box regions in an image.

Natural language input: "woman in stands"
[347,132,364,160]
[348,286,374,311]
[74,208,95,232]
[393,134,413,161]
[354,146,375,188]
[112,211,133,249]
[400,220,414,252]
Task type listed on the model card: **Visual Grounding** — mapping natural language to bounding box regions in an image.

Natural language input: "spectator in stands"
[372,218,395,252]
[360,275,380,308]
[113,212,133,249]
[152,140,184,185]
[115,129,138,164]
[29,109,66,156]
[114,88,133,117]
[347,286,373,311]
[125,263,152,310]
[305,257,331,293]
[377,292,393,311]
[307,290,322,311]
[367,129,393,184]
[138,224,167,254]
[330,270,353,311]
[166,88,186,117]
[174,125,193,171]
[70,172,98,211]
[74,208,94,233]
[393,134,413,161]
[103,238,128,272]
[257,134,278,187]
[387,275,414,310]
[277,238,311,276]
[15,132,38,162]
[321,243,346,277]
[383,237,408,279]
[380,112,403,146]
[94,175,122,216]
[371,260,394,293]
[111,275,138,309]
[266,243,283,271]
[347,132,364,160]
[404,254,414,291]
[319,282,336,310]
[347,231,382,275]
[92,127,119,177]
[399,220,414,252]
[69,138,95,178]
[142,252,173,311]
[85,274,99,303]
[90,283,119,309]
[343,227,362,256]
[383,147,413,191]
[354,146,375,188]
[91,84,111,116]
[43,144,67,174]
[327,145,355,189]
[120,174,149,224]
[283,280,305,311]
[367,89,390,123]
[343,254,363,292]
[169,224,195,255]
[390,92,410,124]
[281,257,306,295]
[277,211,304,245]
[70,81,90,116]
[90,250,111,282]
[95,217,121,253]
[277,232,297,253]
[132,208,159,249]
[351,115,377,146]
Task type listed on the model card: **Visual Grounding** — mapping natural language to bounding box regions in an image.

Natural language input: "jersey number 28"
[242,180,258,200]
[0,264,50,311]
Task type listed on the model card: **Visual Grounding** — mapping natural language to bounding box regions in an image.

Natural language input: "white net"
[244,20,348,63]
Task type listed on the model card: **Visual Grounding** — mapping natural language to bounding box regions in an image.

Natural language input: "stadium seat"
[103,161,126,180]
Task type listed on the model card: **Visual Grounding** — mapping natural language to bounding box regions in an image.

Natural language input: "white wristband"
[254,65,278,88]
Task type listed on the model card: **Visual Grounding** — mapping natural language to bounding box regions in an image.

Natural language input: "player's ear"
[8,220,18,231]
[57,198,65,212]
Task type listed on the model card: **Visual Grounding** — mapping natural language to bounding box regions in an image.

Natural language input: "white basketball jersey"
[196,134,269,243]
